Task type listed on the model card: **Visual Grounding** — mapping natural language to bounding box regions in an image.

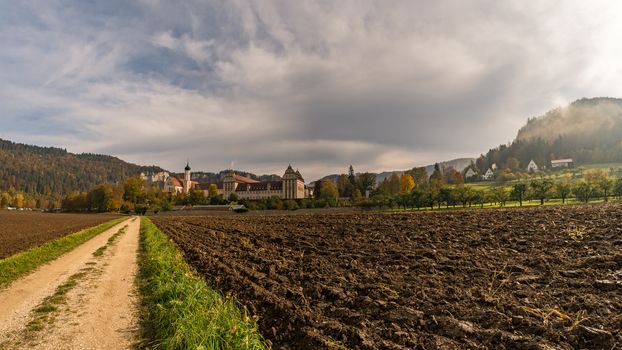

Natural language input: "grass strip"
[138,218,266,350]
[0,217,126,287]
[25,269,92,336]
[92,225,129,257]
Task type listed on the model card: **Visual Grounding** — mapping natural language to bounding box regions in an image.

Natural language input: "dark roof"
[185,161,191,171]
[197,182,223,190]
[235,181,282,192]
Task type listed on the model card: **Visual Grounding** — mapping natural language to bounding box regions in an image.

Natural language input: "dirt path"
[0,217,141,349]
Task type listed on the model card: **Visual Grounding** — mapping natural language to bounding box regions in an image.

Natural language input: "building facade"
[165,164,310,200]
[551,159,573,168]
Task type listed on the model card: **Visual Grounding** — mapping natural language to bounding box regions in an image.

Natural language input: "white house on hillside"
[551,159,573,168]
[491,163,498,171]
[464,168,477,179]
[483,168,494,180]
[526,160,538,172]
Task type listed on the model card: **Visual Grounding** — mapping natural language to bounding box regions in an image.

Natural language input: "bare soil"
[153,204,622,350]
[0,211,120,259]
[0,217,139,349]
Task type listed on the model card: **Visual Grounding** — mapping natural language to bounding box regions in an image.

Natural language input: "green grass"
[25,269,92,336]
[138,218,266,350]
[0,217,126,287]
[92,225,128,257]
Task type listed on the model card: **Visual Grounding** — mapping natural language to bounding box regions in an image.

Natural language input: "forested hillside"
[476,97,622,173]
[0,138,163,197]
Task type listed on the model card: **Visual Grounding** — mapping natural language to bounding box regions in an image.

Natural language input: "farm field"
[0,211,120,259]
[153,204,622,349]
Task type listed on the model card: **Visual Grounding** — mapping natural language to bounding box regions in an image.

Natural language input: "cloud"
[1,1,622,180]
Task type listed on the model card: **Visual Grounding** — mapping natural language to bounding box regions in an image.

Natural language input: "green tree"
[208,184,219,198]
[613,178,622,199]
[228,192,239,203]
[439,186,454,208]
[408,167,428,188]
[491,187,509,207]
[585,169,613,201]
[573,181,594,203]
[530,177,554,205]
[348,165,356,185]
[511,183,528,206]
[429,163,443,183]
[555,177,572,204]
[123,176,145,206]
[188,188,206,205]
[319,180,339,204]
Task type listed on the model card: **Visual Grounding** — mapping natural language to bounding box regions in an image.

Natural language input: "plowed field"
[0,211,120,259]
[152,204,622,349]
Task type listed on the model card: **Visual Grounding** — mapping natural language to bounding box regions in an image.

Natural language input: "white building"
[165,163,312,200]
[551,159,573,168]
[483,168,494,180]
[464,168,477,179]
[526,160,539,172]
[491,163,498,171]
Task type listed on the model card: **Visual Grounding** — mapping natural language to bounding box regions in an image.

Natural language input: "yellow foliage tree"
[401,174,415,192]
[14,193,24,208]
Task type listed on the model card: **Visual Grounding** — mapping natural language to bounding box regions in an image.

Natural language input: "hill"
[175,170,282,183]
[0,138,163,196]
[476,97,622,173]
[317,157,475,184]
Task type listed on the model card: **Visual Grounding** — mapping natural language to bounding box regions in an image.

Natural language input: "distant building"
[491,163,498,171]
[165,163,312,200]
[483,168,494,180]
[464,168,477,179]
[551,158,573,168]
[526,160,539,172]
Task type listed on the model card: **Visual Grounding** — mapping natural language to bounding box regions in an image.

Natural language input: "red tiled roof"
[233,174,259,183]
[168,177,182,186]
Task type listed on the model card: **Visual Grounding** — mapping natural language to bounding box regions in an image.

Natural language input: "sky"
[1,1,622,180]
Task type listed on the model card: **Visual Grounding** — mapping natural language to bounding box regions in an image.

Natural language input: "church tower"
[183,161,191,193]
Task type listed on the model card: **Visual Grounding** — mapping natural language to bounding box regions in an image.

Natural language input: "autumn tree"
[123,176,145,206]
[0,192,10,208]
[400,174,415,192]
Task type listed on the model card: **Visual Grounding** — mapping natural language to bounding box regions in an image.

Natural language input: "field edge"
[136,218,266,350]
[0,217,127,287]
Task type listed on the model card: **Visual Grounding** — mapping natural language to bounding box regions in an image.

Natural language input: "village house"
[483,168,494,180]
[526,160,539,172]
[464,168,477,179]
[551,158,573,168]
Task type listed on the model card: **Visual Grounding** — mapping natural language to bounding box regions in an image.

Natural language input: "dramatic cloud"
[1,1,622,180]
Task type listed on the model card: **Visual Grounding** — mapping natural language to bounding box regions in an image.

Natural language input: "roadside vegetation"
[137,218,266,350]
[0,217,125,287]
